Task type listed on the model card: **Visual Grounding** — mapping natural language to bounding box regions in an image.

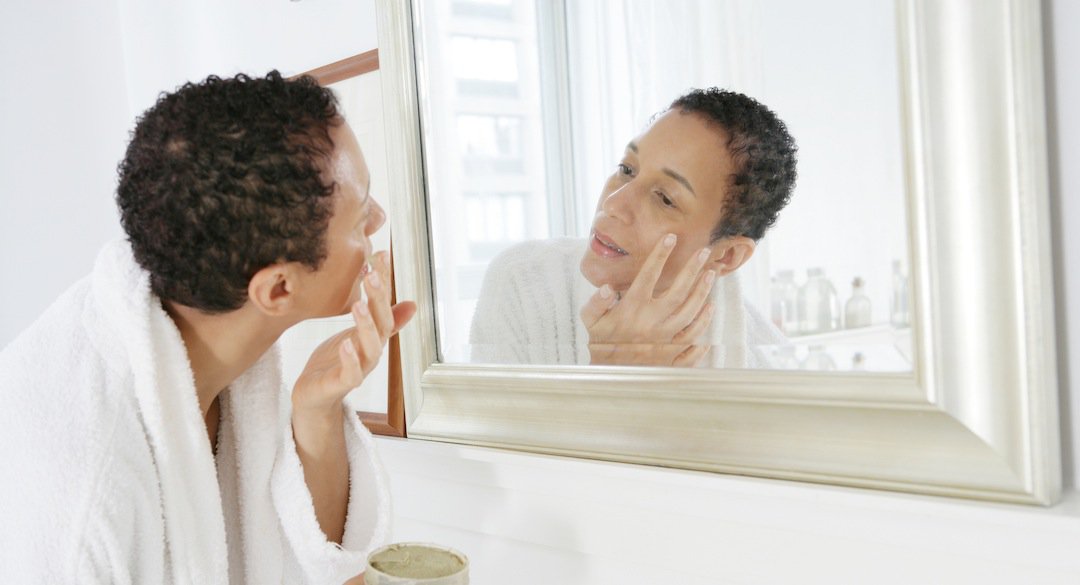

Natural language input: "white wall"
[0,0,379,348]
[2,0,1079,583]
[0,3,130,346]
[116,0,378,115]
[375,438,1080,585]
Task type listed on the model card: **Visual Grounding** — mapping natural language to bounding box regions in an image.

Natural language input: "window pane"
[450,37,518,82]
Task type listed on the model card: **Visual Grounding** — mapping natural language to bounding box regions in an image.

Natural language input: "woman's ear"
[709,236,756,276]
[247,263,298,316]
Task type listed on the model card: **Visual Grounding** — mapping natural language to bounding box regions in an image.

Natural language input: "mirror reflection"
[417,0,913,371]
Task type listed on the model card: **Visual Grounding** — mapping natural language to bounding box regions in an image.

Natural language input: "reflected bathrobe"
[469,238,785,367]
[0,242,390,584]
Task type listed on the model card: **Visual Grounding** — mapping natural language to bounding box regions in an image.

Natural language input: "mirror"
[378,0,1062,504]
[416,0,913,372]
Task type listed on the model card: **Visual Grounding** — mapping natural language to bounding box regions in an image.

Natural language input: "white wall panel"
[379,438,1080,584]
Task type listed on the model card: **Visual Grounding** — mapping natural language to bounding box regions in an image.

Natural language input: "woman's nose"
[366,200,387,235]
[600,184,635,224]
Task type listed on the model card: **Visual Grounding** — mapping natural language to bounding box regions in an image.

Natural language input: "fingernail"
[664,233,677,247]
[368,271,382,289]
[356,301,369,316]
[698,248,711,263]
[599,284,612,299]
[705,270,716,283]
[343,338,355,355]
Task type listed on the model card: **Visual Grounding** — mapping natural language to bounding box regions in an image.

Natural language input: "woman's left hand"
[292,251,417,416]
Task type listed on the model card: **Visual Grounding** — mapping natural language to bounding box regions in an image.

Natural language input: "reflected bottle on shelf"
[796,267,840,334]
[801,344,837,371]
[769,270,799,334]
[890,260,910,328]
[772,345,800,369]
[844,277,872,329]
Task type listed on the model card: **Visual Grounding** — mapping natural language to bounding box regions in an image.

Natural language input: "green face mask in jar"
[365,542,469,585]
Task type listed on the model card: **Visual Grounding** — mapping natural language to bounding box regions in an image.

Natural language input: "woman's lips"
[590,230,629,258]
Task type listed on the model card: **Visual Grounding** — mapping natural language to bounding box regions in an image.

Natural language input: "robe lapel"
[95,242,229,584]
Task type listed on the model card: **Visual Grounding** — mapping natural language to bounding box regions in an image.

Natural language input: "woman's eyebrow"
[663,168,696,197]
[626,140,695,196]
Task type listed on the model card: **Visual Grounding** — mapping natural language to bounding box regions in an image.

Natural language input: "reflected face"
[304,122,386,317]
[580,111,734,293]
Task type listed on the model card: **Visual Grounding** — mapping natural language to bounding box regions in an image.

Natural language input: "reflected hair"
[668,88,798,242]
[116,71,343,313]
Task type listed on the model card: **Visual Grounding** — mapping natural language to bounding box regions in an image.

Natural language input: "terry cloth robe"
[469,237,785,367]
[0,241,390,585]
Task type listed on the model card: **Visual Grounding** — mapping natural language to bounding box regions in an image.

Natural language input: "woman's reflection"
[470,88,797,368]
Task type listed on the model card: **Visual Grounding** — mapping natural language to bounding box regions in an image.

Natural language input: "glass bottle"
[769,277,783,330]
[801,344,837,371]
[769,270,799,334]
[890,260,910,327]
[844,277,872,329]
[772,345,800,369]
[796,268,840,334]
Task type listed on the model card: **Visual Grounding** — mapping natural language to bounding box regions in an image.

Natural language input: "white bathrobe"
[469,238,785,367]
[0,241,390,584]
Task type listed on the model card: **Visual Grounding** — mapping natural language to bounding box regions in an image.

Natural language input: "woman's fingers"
[663,247,712,308]
[350,301,384,376]
[390,301,418,335]
[580,284,618,329]
[364,251,395,342]
[625,233,677,301]
[337,338,365,389]
[673,302,714,345]
[669,270,716,333]
[672,343,710,368]
[588,342,691,365]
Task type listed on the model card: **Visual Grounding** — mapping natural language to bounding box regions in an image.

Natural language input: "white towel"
[0,240,390,584]
[470,237,784,367]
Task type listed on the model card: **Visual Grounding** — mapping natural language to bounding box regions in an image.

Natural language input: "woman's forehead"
[633,111,733,186]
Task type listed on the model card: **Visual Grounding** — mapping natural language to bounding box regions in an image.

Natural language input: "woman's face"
[302,122,386,317]
[580,110,734,293]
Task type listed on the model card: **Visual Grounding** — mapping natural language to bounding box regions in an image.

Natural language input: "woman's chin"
[579,256,629,291]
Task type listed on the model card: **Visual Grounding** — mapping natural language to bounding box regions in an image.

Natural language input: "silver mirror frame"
[377,0,1061,504]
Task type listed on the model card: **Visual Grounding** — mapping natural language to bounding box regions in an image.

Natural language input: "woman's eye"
[617,163,633,176]
[656,191,676,208]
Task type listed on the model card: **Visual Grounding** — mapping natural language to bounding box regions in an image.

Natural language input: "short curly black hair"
[669,88,797,242]
[116,71,343,313]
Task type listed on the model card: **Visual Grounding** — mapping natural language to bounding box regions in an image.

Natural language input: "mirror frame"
[376,0,1061,504]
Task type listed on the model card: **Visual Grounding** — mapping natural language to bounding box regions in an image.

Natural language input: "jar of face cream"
[365,542,468,585]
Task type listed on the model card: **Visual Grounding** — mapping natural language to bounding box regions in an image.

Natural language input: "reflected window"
[457,115,524,174]
[419,0,551,362]
[464,191,528,261]
[451,36,519,96]
[453,0,513,20]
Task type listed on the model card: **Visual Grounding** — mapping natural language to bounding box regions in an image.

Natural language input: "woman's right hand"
[579,234,715,367]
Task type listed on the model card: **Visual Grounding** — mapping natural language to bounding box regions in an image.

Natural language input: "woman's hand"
[292,251,417,416]
[580,234,715,367]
